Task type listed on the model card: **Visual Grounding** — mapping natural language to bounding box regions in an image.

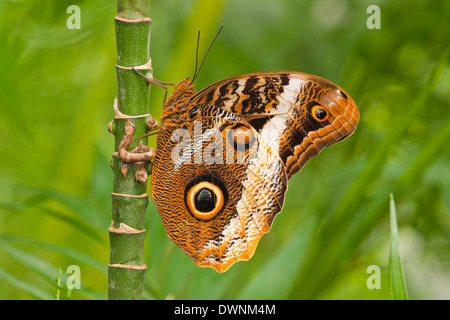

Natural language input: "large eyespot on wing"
[185,180,226,221]
[151,104,288,272]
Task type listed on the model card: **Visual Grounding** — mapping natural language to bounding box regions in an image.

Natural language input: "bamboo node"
[109,221,145,234]
[114,16,151,24]
[133,58,153,72]
[111,192,148,198]
[107,120,114,134]
[108,263,147,271]
[113,97,151,119]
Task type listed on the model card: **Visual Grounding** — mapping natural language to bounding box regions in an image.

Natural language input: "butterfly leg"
[131,67,175,108]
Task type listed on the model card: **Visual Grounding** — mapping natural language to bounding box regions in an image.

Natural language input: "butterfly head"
[161,79,197,129]
[176,78,196,93]
[166,78,196,105]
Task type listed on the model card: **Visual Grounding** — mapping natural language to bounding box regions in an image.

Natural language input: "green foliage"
[389,194,409,300]
[0,0,449,299]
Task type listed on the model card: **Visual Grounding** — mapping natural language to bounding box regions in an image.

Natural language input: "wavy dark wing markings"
[152,103,288,272]
[152,71,359,272]
[192,71,359,177]
[195,105,288,270]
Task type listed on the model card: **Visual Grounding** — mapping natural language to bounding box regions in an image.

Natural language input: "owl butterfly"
[151,71,359,272]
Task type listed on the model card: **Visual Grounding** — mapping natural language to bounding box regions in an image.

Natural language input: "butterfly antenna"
[191,30,201,83]
[191,24,224,84]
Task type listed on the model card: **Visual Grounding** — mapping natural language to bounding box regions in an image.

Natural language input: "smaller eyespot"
[233,126,253,144]
[311,105,329,122]
[227,125,256,149]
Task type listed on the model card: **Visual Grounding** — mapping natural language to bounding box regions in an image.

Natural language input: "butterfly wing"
[191,71,359,177]
[151,104,287,272]
[152,72,359,272]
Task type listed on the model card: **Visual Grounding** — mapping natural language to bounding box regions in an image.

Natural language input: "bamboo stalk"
[108,0,153,300]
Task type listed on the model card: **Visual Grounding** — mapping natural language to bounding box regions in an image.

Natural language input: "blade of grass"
[0,235,106,274]
[288,51,447,299]
[0,238,63,284]
[0,236,107,299]
[335,48,447,221]
[0,194,106,245]
[0,265,54,300]
[398,118,450,186]
[20,187,108,232]
[388,193,409,300]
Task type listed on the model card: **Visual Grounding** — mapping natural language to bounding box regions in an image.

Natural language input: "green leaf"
[0,265,54,300]
[0,236,107,300]
[0,235,106,274]
[388,194,409,300]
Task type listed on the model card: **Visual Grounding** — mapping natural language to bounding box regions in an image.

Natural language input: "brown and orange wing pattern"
[151,71,359,272]
[151,104,287,272]
[191,72,359,177]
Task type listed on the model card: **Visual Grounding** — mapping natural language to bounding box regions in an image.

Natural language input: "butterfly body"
[151,71,359,272]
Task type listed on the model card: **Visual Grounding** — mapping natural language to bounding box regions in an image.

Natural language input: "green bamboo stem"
[108,0,152,300]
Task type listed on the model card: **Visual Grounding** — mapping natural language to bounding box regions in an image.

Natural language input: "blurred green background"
[0,0,449,299]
